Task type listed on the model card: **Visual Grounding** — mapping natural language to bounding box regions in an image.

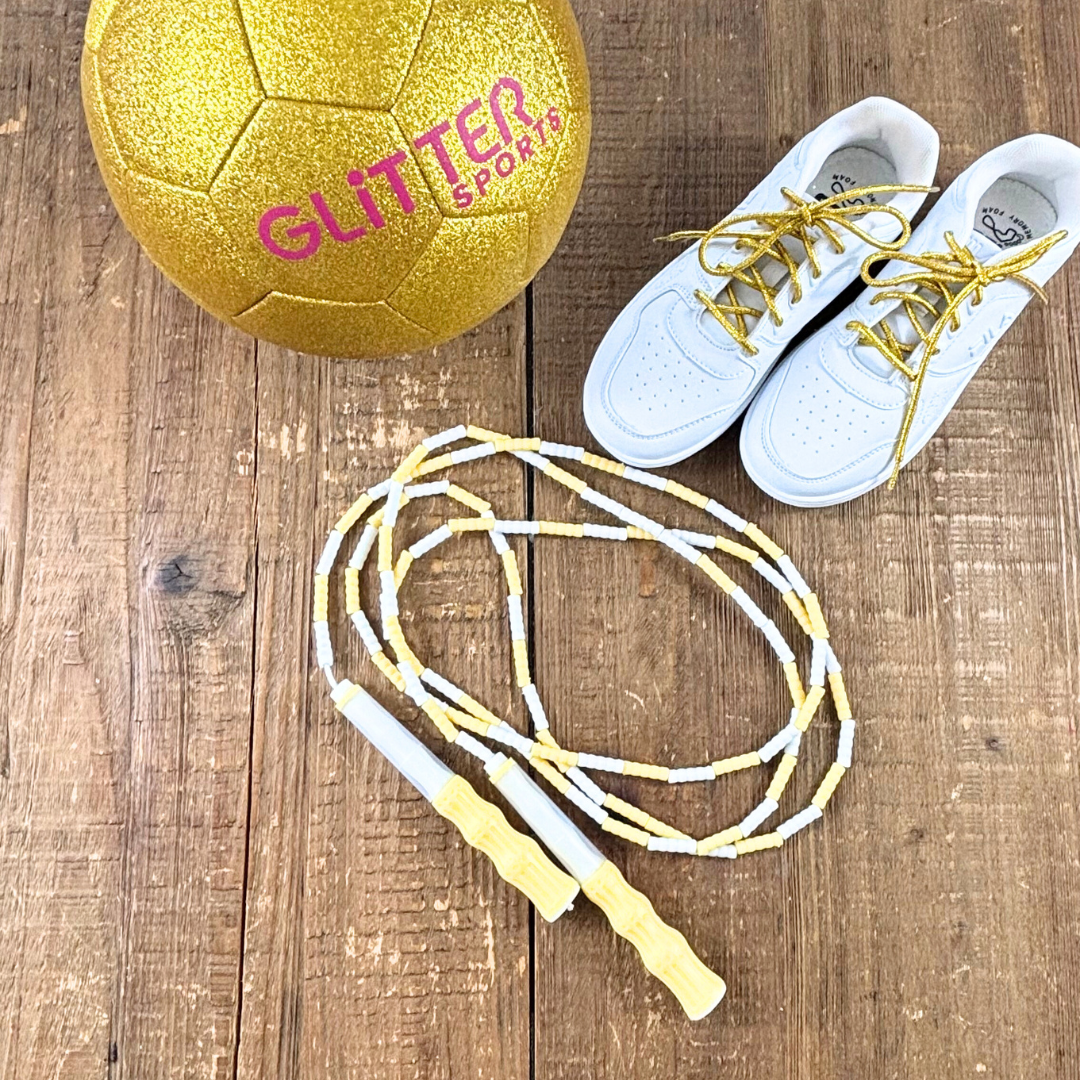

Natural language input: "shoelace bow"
[660,184,934,355]
[847,228,1067,488]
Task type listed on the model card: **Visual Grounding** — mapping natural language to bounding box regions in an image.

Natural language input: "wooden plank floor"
[2,0,1080,1077]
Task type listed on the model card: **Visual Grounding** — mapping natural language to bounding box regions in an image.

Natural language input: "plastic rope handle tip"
[582,860,726,1020]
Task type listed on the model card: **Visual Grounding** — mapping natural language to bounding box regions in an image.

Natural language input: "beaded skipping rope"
[313,424,855,1020]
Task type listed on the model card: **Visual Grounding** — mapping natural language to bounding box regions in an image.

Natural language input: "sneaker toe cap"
[741,337,901,504]
[584,291,758,466]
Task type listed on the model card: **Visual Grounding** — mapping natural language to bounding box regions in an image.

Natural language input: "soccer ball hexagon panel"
[82,0,591,358]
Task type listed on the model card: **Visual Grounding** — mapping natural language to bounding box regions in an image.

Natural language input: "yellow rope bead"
[604,794,688,839]
[829,670,852,721]
[392,444,429,483]
[334,494,373,534]
[734,832,783,855]
[532,744,579,769]
[446,484,491,513]
[626,525,652,540]
[501,549,523,596]
[535,728,559,748]
[601,818,651,847]
[512,638,531,687]
[531,756,572,794]
[456,693,502,727]
[421,698,459,742]
[377,525,394,572]
[370,650,406,691]
[811,762,847,810]
[394,551,414,588]
[445,705,491,737]
[712,752,761,776]
[794,684,826,732]
[765,753,798,802]
[696,826,743,855]
[492,437,542,452]
[622,760,670,781]
[664,479,709,509]
[743,523,784,561]
[783,660,806,707]
[804,592,829,638]
[782,590,813,634]
[581,450,626,475]
[345,567,360,615]
[415,452,453,476]
[313,574,329,622]
[537,520,585,537]
[447,516,494,532]
[543,462,588,494]
[696,553,736,594]
[465,424,508,443]
[715,536,759,562]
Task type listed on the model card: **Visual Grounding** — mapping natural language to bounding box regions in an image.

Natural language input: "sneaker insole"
[973,176,1057,249]
[807,145,899,204]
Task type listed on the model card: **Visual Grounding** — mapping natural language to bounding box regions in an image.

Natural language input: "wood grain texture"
[1,0,1079,1077]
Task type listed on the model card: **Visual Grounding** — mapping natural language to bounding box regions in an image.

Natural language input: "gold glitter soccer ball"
[81,0,591,358]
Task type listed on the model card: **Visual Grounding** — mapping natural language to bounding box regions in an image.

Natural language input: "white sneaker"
[582,97,939,468]
[740,133,1080,506]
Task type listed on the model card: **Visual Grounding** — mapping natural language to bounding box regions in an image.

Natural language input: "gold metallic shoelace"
[847,229,1067,488]
[660,184,934,355]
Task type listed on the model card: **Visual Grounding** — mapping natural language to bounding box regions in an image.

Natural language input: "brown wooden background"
[3,0,1080,1077]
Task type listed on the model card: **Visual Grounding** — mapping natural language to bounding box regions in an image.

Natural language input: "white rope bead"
[657,529,702,564]
[707,845,738,859]
[315,530,344,576]
[408,523,452,558]
[576,752,625,774]
[313,620,333,668]
[668,766,716,784]
[752,556,791,593]
[739,797,779,837]
[455,731,496,765]
[565,766,606,805]
[421,667,465,704]
[404,480,450,499]
[539,441,582,459]
[521,682,549,730]
[648,836,697,854]
[622,465,667,491]
[705,498,747,531]
[837,719,856,768]
[351,524,378,568]
[351,610,382,656]
[583,522,627,541]
[776,554,810,598]
[422,424,467,450]
[450,442,496,464]
[506,594,526,640]
[564,783,608,824]
[671,528,716,549]
[776,804,823,840]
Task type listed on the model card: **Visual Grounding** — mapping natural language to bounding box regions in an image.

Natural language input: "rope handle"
[432,775,581,923]
[581,860,726,1020]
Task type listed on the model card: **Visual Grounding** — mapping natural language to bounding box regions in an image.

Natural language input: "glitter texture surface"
[81,0,591,358]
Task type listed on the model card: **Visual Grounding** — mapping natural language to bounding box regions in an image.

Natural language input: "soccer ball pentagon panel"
[81,0,591,358]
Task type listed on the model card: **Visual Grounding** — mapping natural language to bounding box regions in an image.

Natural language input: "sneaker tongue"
[854,229,1000,380]
[965,228,1004,261]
